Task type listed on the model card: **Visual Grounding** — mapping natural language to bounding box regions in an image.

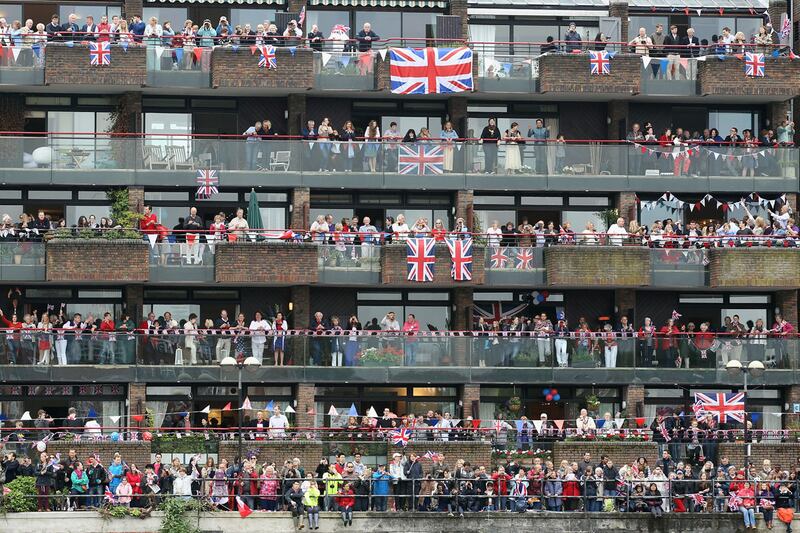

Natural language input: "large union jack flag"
[744,52,765,77]
[89,41,111,66]
[446,237,473,281]
[389,47,473,95]
[473,301,529,324]
[407,238,436,282]
[398,144,444,175]
[694,392,745,423]
[390,427,411,446]
[515,248,534,270]
[589,50,610,75]
[489,247,508,269]
[195,169,219,199]
[258,45,277,69]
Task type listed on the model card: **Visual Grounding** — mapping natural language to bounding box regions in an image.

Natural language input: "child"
[116,477,133,507]
[338,482,355,527]
[555,133,567,173]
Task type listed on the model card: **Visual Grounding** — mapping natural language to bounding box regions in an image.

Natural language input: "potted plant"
[507,396,522,414]
[586,393,601,412]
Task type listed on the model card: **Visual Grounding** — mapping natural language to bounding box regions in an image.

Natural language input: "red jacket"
[100,320,115,332]
[337,488,355,508]
[562,479,581,498]
[492,472,511,495]
[139,213,158,233]
[658,325,679,350]
[126,472,143,495]
[693,331,714,350]
[737,486,755,508]
[1,316,22,340]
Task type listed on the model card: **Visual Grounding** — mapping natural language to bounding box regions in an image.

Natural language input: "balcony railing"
[313,51,376,90]
[0,242,46,281]
[0,45,44,85]
[477,54,538,93]
[146,46,211,88]
[148,241,214,283]
[1,135,796,191]
[0,332,796,372]
[317,243,380,284]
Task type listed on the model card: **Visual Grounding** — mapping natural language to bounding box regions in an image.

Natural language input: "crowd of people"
[1,443,799,531]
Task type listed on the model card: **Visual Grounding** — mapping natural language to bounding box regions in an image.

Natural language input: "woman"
[742,129,758,177]
[402,129,417,143]
[116,476,133,507]
[594,32,608,51]
[337,482,355,526]
[340,121,358,172]
[144,16,163,46]
[70,461,89,510]
[249,311,270,364]
[411,218,430,238]
[35,451,55,511]
[749,318,768,365]
[754,25,773,55]
[232,312,248,359]
[363,121,381,173]
[440,121,459,172]
[775,482,795,531]
[431,219,447,242]
[181,313,198,365]
[117,19,133,45]
[645,483,664,518]
[344,315,361,367]
[258,464,280,511]
[303,474,322,529]
[273,311,288,366]
[125,464,143,507]
[36,312,53,365]
[639,317,657,367]
[318,117,333,172]
[504,122,523,174]
[739,480,756,530]
[757,480,775,530]
[108,455,125,496]
[330,315,344,367]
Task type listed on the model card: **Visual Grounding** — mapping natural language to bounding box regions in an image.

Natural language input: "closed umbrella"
[247,188,263,241]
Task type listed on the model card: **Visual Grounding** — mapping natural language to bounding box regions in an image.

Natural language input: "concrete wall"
[0,511,781,533]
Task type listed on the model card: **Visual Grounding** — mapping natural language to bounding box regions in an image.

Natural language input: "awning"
[310,0,447,8]
[467,0,768,8]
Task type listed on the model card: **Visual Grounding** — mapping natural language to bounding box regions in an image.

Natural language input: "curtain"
[148,401,168,429]
[479,402,497,426]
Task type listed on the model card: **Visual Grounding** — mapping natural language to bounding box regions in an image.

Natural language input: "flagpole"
[220,355,262,470]
[725,359,765,480]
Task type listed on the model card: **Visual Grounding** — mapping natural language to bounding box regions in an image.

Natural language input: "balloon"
[536,294,545,303]
[546,394,553,402]
[142,431,152,441]
[531,291,539,299]
[550,389,557,395]
[36,441,46,452]
[541,291,549,298]
[553,394,561,401]
[543,388,551,396]
[110,432,120,442]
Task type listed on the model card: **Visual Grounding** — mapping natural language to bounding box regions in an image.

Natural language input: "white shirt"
[249,319,271,341]
[607,223,627,246]
[486,227,503,247]
[84,419,102,435]
[183,321,197,347]
[380,317,400,331]
[269,414,288,432]
[391,223,410,241]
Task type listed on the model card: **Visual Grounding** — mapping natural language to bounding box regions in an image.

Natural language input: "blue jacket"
[372,471,392,495]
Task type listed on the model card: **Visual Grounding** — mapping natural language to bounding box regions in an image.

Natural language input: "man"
[650,23,665,59]
[227,207,249,236]
[268,406,289,438]
[372,464,392,511]
[215,16,232,37]
[719,26,734,53]
[214,309,231,361]
[527,119,549,174]
[129,15,146,41]
[663,25,681,80]
[358,217,377,259]
[626,122,645,175]
[380,311,400,331]
[628,27,652,56]
[579,452,594,473]
[242,120,262,170]
[2,452,19,484]
[62,312,86,365]
[81,15,98,41]
[182,207,204,264]
[333,453,347,474]
[480,118,501,173]
[61,13,80,40]
[352,453,366,476]
[356,22,379,52]
[383,121,401,171]
[564,22,581,52]
[45,14,61,40]
[657,449,676,475]
[301,119,318,171]
[575,408,596,435]
[403,453,423,503]
[310,311,329,365]
[724,127,742,176]
[681,27,701,80]
[607,217,628,246]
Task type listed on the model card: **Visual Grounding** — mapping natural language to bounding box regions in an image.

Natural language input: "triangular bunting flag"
[222,402,232,411]
[155,46,164,58]
[596,419,605,428]
[174,48,184,63]
[110,415,121,423]
[553,419,564,430]
[11,47,21,62]
[288,46,296,56]
[193,47,203,62]
[236,496,253,518]
[65,41,75,48]
[265,400,275,412]
[642,56,652,69]
[532,420,543,432]
[328,405,339,416]
[201,405,211,414]
[348,403,358,417]
[147,233,158,248]
[121,41,128,52]
[232,45,239,53]
[515,420,524,432]
[378,48,387,60]
[241,397,252,410]
[696,9,701,15]
[284,405,295,414]
[615,418,625,429]
[321,52,331,66]
[20,411,31,421]
[250,45,257,55]
[366,406,378,418]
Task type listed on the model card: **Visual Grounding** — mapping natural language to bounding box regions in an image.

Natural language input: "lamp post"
[725,359,765,477]
[220,355,261,464]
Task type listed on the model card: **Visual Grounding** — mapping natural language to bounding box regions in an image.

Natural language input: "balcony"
[1,135,796,193]
[318,244,380,284]
[476,54,538,93]
[0,46,44,85]
[148,242,213,283]
[639,59,697,96]
[314,51,376,91]
[0,333,796,386]
[44,43,147,87]
[146,46,211,88]
[46,239,149,282]
[0,242,46,281]
[484,246,545,286]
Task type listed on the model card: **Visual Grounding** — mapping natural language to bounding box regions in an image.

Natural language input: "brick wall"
[42,441,152,466]
[452,287,474,331]
[45,43,147,86]
[455,190,474,226]
[538,54,641,94]
[128,186,144,213]
[718,442,800,470]
[616,192,637,223]
[776,290,798,326]
[553,441,659,466]
[290,285,311,329]
[698,58,800,97]
[708,249,800,288]
[380,244,485,286]
[46,240,149,282]
[608,0,629,42]
[295,383,316,428]
[448,0,469,39]
[211,48,313,89]
[615,289,636,320]
[129,383,147,421]
[290,187,310,230]
[390,441,493,469]
[376,54,390,91]
[219,440,323,467]
[608,101,629,139]
[461,384,480,419]
[624,384,645,418]
[544,247,651,287]
[214,242,318,284]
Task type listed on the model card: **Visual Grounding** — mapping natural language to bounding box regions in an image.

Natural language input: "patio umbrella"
[247,188,263,240]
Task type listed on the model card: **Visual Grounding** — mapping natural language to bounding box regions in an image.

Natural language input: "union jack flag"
[258,45,276,69]
[398,144,444,175]
[446,237,473,281]
[515,248,534,270]
[195,169,219,199]
[589,50,610,75]
[694,392,745,424]
[728,492,743,511]
[691,493,706,507]
[423,450,440,461]
[89,41,111,66]
[389,47,473,95]
[407,238,436,282]
[760,498,773,508]
[489,247,508,269]
[104,486,115,503]
[660,423,671,442]
[744,52,765,77]
[390,427,411,446]
[473,301,529,324]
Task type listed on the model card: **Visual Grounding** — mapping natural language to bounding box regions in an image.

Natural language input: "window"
[475,196,514,206]
[78,191,108,201]
[142,7,187,26]
[0,190,21,199]
[355,12,400,44]
[569,197,609,207]
[29,190,72,200]
[469,24,510,55]
[514,25,558,49]
[521,196,563,206]
[245,192,287,202]
[66,205,111,224]
[561,210,603,232]
[729,295,770,304]
[48,111,113,168]
[230,9,276,30]
[78,290,122,299]
[357,292,402,301]
[0,4,22,22]
[260,207,286,230]
[60,5,122,24]
[308,11,349,39]
[310,208,353,226]
[401,13,436,41]
[145,192,190,201]
[475,210,515,232]
[144,113,192,152]
[628,17,668,38]
[709,111,760,137]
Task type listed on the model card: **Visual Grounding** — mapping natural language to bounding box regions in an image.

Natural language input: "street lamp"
[725,359,765,476]
[220,355,261,463]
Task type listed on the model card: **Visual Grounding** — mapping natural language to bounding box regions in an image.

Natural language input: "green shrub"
[1,476,37,512]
